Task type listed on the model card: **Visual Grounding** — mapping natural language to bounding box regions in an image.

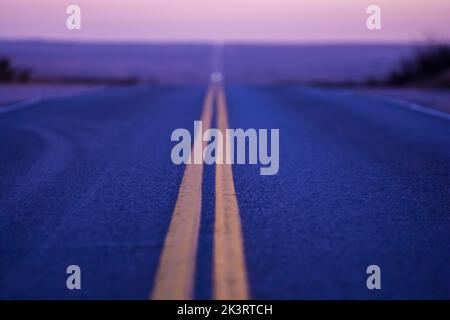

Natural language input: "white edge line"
[0,97,43,114]
[0,86,108,115]
[362,91,450,122]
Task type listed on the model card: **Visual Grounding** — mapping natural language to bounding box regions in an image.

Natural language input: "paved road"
[227,85,450,299]
[0,84,449,299]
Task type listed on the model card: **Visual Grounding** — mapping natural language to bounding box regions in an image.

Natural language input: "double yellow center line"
[152,84,249,300]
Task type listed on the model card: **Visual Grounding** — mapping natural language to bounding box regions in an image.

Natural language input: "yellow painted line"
[214,85,250,300]
[152,86,215,300]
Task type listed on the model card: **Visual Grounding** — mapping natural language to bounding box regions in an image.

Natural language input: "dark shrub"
[387,45,450,86]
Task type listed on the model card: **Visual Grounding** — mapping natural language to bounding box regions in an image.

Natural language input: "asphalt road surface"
[0,83,449,299]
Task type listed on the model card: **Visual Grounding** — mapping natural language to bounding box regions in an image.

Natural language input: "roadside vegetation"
[0,57,31,83]
[367,44,450,89]
[387,44,450,87]
[0,56,138,85]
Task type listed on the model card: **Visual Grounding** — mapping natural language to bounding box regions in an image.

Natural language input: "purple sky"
[1,0,449,43]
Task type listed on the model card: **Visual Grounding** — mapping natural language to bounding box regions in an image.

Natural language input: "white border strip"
[0,86,107,115]
[365,92,450,122]
[0,97,43,114]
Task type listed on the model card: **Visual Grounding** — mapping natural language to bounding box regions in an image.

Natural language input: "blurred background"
[1,1,450,300]
[1,0,450,110]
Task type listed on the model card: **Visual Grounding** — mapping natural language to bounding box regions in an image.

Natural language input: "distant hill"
[0,40,423,84]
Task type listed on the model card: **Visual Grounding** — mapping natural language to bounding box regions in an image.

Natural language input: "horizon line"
[1,36,448,46]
